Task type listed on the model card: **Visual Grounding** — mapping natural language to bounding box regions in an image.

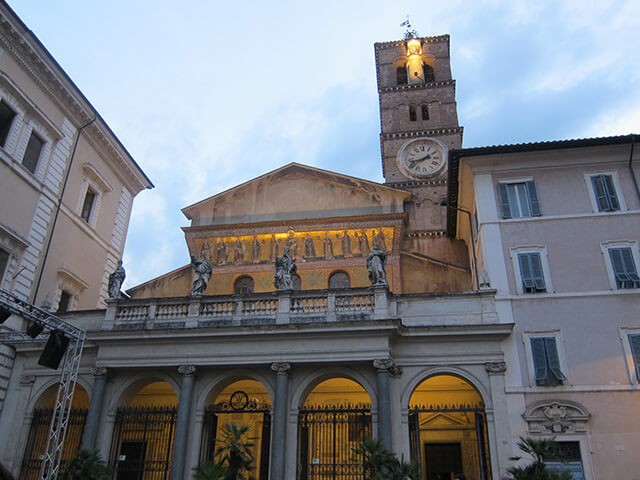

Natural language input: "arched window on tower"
[234,275,254,294]
[396,66,408,85]
[423,64,435,83]
[421,104,429,120]
[329,271,350,289]
[409,105,417,122]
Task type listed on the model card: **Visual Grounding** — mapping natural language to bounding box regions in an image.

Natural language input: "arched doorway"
[200,379,271,480]
[298,377,372,480]
[109,381,178,480]
[20,384,89,480]
[408,375,491,480]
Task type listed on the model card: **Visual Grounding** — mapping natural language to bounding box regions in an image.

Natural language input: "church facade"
[0,21,639,480]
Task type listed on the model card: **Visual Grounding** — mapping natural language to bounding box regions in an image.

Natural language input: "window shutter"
[603,175,620,210]
[545,337,566,383]
[531,338,549,385]
[591,175,609,211]
[629,334,640,381]
[518,254,534,291]
[526,180,541,216]
[609,248,625,278]
[498,183,512,219]
[530,253,546,292]
[620,248,637,274]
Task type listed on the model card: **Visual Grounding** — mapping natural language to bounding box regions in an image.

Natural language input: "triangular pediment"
[420,412,468,428]
[181,163,410,227]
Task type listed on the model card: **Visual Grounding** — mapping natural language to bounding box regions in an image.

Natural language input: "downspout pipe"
[629,134,640,205]
[32,113,97,304]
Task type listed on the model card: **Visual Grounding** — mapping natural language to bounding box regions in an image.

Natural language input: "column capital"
[90,366,110,378]
[373,358,402,376]
[178,365,196,377]
[271,362,291,374]
[484,361,507,375]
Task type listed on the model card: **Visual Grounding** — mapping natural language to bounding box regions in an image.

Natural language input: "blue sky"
[8,0,640,288]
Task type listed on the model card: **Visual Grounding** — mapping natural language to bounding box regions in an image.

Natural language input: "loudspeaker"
[0,305,11,323]
[38,330,69,369]
[26,321,44,338]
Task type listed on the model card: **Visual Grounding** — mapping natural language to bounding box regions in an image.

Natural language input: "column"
[484,361,510,478]
[82,367,109,450]
[171,365,196,480]
[374,358,399,451]
[270,362,290,480]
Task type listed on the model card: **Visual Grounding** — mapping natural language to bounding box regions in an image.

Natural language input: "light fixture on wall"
[38,329,69,369]
[26,321,44,338]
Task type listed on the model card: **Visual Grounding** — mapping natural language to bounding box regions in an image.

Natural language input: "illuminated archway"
[20,384,89,479]
[409,375,491,480]
[298,377,372,480]
[201,379,271,480]
[110,381,178,480]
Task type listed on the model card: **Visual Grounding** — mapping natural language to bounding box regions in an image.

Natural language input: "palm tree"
[214,423,255,480]
[508,437,573,480]
[193,460,227,480]
[353,436,419,480]
[59,450,113,480]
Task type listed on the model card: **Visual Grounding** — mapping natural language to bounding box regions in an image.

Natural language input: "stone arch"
[196,369,275,412]
[27,376,92,412]
[401,366,491,410]
[106,371,180,412]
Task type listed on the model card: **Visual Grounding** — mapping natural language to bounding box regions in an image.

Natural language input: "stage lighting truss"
[0,288,85,480]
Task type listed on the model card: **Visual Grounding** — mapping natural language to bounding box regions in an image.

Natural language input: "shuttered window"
[530,337,566,386]
[497,181,541,219]
[22,131,44,174]
[518,253,546,293]
[608,247,640,289]
[80,189,96,223]
[0,100,16,147]
[629,334,640,381]
[591,174,620,211]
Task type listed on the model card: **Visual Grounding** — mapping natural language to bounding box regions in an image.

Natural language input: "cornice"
[385,179,447,188]
[381,127,464,142]
[374,35,450,50]
[379,79,455,93]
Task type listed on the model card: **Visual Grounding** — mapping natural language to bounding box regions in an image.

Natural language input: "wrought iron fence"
[298,404,372,480]
[109,406,177,480]
[19,408,87,480]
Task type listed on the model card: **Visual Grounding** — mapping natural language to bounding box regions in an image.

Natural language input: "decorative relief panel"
[193,227,394,267]
[523,400,590,435]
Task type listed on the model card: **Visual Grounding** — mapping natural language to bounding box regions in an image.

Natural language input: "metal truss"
[0,288,85,480]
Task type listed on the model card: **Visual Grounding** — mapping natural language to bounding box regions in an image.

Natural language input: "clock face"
[397,138,447,179]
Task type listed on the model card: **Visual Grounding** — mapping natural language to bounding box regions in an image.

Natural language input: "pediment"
[420,412,468,428]
[181,163,410,227]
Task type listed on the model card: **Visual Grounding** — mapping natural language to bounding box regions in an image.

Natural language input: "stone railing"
[103,286,389,330]
[102,287,499,331]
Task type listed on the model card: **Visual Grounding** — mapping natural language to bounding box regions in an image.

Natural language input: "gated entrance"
[109,406,177,479]
[298,404,372,480]
[20,408,87,480]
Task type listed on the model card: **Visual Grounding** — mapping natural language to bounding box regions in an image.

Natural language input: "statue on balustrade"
[274,245,297,290]
[190,250,213,296]
[108,260,126,298]
[366,242,387,285]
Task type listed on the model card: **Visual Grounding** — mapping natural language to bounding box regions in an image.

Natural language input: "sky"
[7,0,640,289]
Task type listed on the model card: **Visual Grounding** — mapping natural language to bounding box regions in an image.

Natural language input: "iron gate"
[20,408,87,480]
[298,404,371,480]
[109,406,177,480]
[409,404,491,480]
[200,395,271,480]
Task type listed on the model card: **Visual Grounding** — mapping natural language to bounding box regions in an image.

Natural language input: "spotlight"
[26,321,44,338]
[0,305,11,323]
[38,330,69,370]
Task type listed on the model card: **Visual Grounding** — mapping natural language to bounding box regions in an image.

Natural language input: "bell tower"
[374,32,463,231]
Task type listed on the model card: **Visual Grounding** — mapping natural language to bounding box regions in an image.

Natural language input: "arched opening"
[409,105,417,122]
[200,379,271,480]
[298,378,371,479]
[421,104,429,121]
[423,63,435,82]
[397,65,408,85]
[110,381,178,480]
[408,375,491,480]
[328,271,350,289]
[234,275,254,294]
[20,384,89,479]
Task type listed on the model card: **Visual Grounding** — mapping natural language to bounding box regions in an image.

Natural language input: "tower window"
[80,189,96,223]
[329,271,350,289]
[421,104,429,120]
[0,100,16,147]
[22,132,44,174]
[396,66,408,85]
[234,275,254,294]
[423,64,435,82]
[409,105,417,122]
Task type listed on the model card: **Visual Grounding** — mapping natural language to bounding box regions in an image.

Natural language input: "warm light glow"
[407,38,421,56]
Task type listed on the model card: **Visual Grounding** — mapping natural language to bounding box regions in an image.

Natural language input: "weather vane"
[400,15,419,40]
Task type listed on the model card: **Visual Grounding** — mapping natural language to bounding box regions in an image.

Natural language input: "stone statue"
[366,242,387,285]
[108,260,126,298]
[190,250,212,295]
[274,245,297,290]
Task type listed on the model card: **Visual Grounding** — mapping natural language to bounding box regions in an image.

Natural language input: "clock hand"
[408,154,432,167]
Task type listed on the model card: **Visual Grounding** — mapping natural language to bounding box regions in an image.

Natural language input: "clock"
[396,137,447,179]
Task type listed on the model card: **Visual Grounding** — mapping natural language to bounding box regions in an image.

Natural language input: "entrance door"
[117,442,146,480]
[425,443,462,480]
